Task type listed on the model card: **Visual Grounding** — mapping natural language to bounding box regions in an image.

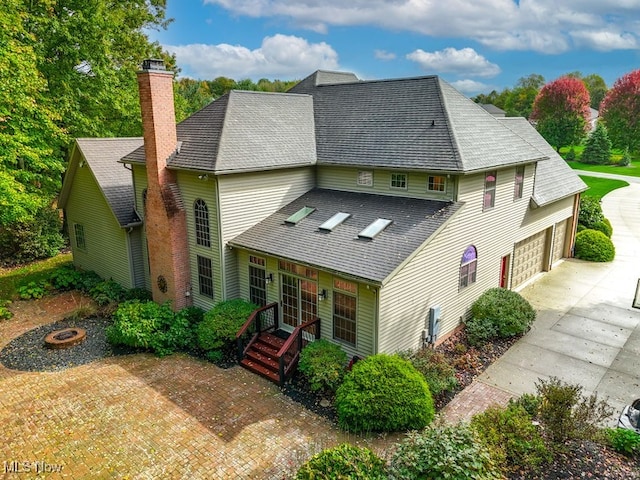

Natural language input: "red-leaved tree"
[530,76,591,151]
[600,69,640,152]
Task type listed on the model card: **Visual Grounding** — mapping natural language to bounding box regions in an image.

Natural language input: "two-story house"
[59,60,586,377]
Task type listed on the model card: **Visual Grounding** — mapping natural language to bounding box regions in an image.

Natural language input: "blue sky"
[151,1,640,96]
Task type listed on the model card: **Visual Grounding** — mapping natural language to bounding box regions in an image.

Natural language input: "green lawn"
[0,253,72,300]
[568,160,640,177]
[579,175,629,199]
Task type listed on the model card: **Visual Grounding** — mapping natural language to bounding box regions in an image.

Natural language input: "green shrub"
[592,218,613,238]
[578,196,605,230]
[0,300,13,320]
[124,288,153,302]
[177,305,205,327]
[106,300,193,357]
[296,444,387,480]
[619,149,631,167]
[508,393,541,418]
[565,147,576,161]
[0,207,64,263]
[196,299,258,352]
[335,354,435,433]
[49,265,84,291]
[465,288,536,346]
[298,339,347,394]
[76,270,103,293]
[535,377,613,446]
[471,404,550,474]
[388,422,500,480]
[90,280,126,306]
[17,281,48,300]
[606,428,640,457]
[399,348,459,397]
[574,229,615,262]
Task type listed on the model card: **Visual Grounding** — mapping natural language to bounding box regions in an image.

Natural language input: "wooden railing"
[276,317,321,387]
[236,302,279,362]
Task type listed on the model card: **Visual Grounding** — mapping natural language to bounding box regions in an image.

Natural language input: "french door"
[281,274,318,332]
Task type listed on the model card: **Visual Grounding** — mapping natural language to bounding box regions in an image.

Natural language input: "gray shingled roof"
[75,138,143,226]
[229,189,463,284]
[498,118,587,206]
[289,74,547,172]
[123,90,316,173]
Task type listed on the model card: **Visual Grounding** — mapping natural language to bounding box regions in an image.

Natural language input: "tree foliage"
[600,69,640,152]
[0,0,65,227]
[531,76,591,151]
[567,72,608,110]
[473,73,544,118]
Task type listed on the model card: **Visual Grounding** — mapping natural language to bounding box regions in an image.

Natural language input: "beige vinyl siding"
[177,170,222,311]
[317,166,455,201]
[377,164,576,353]
[66,153,133,288]
[236,249,375,358]
[132,165,151,290]
[218,167,315,298]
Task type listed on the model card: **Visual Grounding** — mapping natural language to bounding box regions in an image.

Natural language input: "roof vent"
[142,59,166,71]
[358,218,392,239]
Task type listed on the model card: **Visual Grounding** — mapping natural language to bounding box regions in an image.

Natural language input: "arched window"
[459,245,477,289]
[194,199,211,247]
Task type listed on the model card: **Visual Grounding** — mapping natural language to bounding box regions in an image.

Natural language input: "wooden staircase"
[239,332,289,384]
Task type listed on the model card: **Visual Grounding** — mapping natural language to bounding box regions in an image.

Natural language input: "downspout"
[569,193,581,257]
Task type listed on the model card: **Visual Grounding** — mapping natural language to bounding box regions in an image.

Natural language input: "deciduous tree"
[531,76,591,151]
[600,69,640,152]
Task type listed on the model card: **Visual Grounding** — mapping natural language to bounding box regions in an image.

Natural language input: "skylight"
[285,206,315,225]
[319,212,351,232]
[358,218,392,239]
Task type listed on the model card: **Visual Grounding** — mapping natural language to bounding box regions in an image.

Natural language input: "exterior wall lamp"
[265,273,273,285]
[318,289,328,301]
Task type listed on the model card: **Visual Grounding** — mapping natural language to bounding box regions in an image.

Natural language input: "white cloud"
[204,0,640,54]
[166,34,338,79]
[449,79,493,95]
[407,48,500,77]
[570,30,638,50]
[374,49,396,61]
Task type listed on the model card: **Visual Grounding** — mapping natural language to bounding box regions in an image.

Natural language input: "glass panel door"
[281,274,299,329]
[281,274,318,332]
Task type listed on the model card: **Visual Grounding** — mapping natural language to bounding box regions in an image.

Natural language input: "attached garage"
[511,230,549,288]
[552,219,570,264]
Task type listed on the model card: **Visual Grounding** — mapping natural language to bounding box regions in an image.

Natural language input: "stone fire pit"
[44,327,87,349]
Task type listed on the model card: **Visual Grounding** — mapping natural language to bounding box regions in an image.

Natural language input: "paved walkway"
[443,183,640,423]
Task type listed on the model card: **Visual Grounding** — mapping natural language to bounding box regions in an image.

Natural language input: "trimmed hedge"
[335,354,435,433]
[465,288,536,346]
[574,229,615,262]
[296,444,387,479]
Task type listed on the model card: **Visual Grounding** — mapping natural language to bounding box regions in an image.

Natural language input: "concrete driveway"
[479,183,640,419]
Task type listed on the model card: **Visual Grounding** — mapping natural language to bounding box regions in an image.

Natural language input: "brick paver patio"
[0,294,401,479]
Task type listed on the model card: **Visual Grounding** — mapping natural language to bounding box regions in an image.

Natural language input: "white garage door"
[512,230,547,287]
[552,219,569,264]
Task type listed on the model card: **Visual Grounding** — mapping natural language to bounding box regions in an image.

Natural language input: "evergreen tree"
[581,123,612,165]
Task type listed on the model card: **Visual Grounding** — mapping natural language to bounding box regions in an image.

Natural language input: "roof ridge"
[435,78,464,170]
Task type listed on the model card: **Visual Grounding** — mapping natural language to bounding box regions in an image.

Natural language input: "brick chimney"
[137,59,191,309]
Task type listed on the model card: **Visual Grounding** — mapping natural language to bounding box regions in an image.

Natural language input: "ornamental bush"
[296,444,387,480]
[388,422,500,480]
[470,404,550,474]
[592,218,613,238]
[298,339,347,394]
[578,196,605,230]
[574,229,615,262]
[606,428,640,457]
[196,299,258,352]
[465,288,536,346]
[106,300,193,356]
[399,348,458,397]
[335,354,435,433]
